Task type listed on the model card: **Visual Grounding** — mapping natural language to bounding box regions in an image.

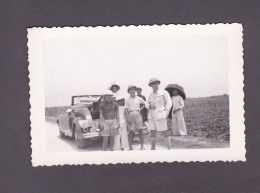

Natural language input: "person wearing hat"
[99,90,120,151]
[125,85,149,150]
[171,89,187,135]
[113,95,129,151]
[108,82,120,100]
[147,78,172,150]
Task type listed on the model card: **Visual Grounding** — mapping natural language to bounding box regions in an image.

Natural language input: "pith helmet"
[148,77,161,86]
[108,82,120,92]
[127,85,137,93]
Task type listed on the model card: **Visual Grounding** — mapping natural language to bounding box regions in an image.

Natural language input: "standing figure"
[147,78,172,150]
[136,87,149,132]
[99,90,120,151]
[125,85,149,150]
[171,89,187,135]
[109,82,120,100]
[113,95,129,150]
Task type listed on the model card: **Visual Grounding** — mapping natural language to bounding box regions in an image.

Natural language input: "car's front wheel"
[75,128,86,149]
[59,129,65,137]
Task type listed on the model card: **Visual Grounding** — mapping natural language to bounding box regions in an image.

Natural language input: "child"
[113,95,129,150]
[171,89,187,135]
[125,85,149,150]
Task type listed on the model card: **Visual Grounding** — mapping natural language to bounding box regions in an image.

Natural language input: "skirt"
[171,115,187,135]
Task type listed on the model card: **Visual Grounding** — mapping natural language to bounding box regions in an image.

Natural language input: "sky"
[44,34,228,107]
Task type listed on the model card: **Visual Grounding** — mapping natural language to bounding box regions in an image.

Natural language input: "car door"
[58,115,72,135]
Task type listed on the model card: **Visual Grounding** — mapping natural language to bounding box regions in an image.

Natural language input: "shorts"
[101,119,119,136]
[128,111,143,130]
[148,118,168,132]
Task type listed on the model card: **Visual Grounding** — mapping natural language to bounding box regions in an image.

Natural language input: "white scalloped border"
[27,23,245,167]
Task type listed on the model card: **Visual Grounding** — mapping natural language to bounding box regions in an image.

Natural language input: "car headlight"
[78,120,88,129]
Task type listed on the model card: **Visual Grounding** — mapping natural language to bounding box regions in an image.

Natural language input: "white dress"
[113,106,129,150]
[171,95,187,135]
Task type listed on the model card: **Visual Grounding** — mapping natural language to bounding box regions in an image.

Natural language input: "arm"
[139,97,150,109]
[178,97,184,110]
[115,104,120,127]
[99,104,105,127]
[164,91,173,115]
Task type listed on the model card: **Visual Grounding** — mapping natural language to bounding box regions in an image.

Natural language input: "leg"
[128,131,134,150]
[102,136,109,151]
[150,130,156,150]
[109,136,115,151]
[145,121,150,132]
[162,130,171,150]
[138,130,144,149]
[113,134,121,151]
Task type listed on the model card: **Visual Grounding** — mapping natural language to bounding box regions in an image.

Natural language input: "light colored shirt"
[148,89,172,112]
[125,96,149,111]
[172,95,184,110]
[172,95,185,117]
[148,89,172,120]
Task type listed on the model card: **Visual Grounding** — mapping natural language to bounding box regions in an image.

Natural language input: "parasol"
[165,84,186,100]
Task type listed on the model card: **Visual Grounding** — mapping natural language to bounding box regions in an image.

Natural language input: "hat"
[136,87,142,91]
[148,77,161,86]
[165,84,186,100]
[116,95,125,101]
[108,82,120,92]
[127,85,137,93]
[103,90,113,96]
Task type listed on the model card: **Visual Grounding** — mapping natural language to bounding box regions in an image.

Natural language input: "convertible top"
[71,95,102,106]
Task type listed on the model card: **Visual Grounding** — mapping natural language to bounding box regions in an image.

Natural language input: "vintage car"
[57,95,103,149]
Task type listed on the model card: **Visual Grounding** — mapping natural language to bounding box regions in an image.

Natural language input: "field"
[45,95,229,139]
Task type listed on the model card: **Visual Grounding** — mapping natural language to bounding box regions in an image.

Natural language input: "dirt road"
[46,118,229,152]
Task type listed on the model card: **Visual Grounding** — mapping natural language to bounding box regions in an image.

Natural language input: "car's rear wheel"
[75,128,86,149]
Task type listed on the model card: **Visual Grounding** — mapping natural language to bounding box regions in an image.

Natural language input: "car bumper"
[82,132,101,139]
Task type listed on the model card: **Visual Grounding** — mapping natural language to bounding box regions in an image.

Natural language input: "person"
[171,89,187,135]
[136,87,149,132]
[147,78,172,150]
[108,82,120,100]
[125,85,149,150]
[99,90,120,151]
[113,95,130,151]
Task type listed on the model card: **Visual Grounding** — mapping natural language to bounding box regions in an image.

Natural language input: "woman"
[171,88,187,136]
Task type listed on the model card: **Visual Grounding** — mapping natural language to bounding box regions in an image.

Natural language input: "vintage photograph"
[28,24,245,166]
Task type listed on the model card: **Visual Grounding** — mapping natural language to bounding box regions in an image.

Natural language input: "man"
[99,90,120,151]
[113,95,129,151]
[136,87,149,132]
[147,78,172,150]
[125,85,149,150]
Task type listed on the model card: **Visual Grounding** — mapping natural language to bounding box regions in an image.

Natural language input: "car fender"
[73,117,84,139]
[57,115,71,132]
